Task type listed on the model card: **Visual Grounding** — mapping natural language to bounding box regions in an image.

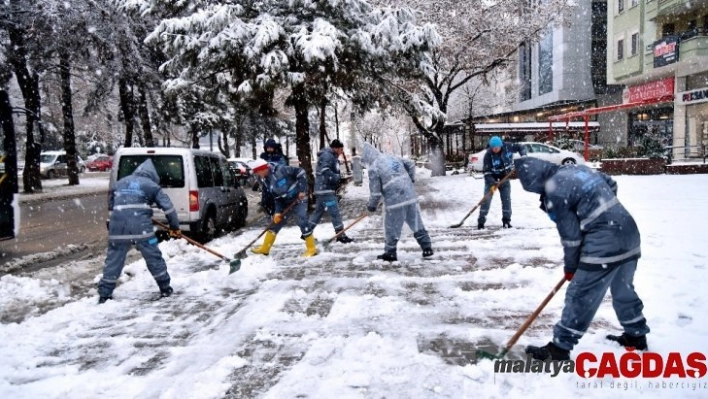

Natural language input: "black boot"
[606,333,648,350]
[336,233,354,244]
[98,296,113,304]
[422,248,434,258]
[502,218,512,228]
[376,252,397,262]
[477,222,485,230]
[160,286,174,298]
[525,342,570,361]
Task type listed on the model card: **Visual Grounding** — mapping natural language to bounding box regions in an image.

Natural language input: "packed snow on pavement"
[1,169,707,398]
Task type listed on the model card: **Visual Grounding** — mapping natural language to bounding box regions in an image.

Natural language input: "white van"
[40,150,86,178]
[110,147,248,241]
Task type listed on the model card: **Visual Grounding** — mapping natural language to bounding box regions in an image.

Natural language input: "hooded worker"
[98,159,181,303]
[362,142,433,261]
[248,158,317,257]
[514,157,649,361]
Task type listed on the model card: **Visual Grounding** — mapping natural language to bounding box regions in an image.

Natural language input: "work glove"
[489,185,497,194]
[564,272,574,281]
[273,213,283,224]
[367,204,377,213]
[169,229,182,239]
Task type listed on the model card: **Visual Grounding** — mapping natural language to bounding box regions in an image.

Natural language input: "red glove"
[564,272,574,281]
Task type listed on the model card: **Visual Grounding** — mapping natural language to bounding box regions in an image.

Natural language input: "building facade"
[463,0,616,152]
[608,0,708,160]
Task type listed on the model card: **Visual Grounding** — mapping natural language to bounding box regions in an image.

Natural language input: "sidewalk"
[18,172,110,204]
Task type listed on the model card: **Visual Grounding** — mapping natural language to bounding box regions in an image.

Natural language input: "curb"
[19,189,109,205]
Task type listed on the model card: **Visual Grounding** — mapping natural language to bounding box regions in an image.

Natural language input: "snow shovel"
[476,276,567,361]
[229,198,300,272]
[449,170,514,228]
[322,212,368,250]
[152,219,241,273]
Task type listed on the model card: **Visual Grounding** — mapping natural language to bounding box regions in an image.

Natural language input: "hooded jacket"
[514,157,639,274]
[108,159,180,242]
[261,163,308,213]
[260,139,286,166]
[314,147,341,195]
[362,143,417,210]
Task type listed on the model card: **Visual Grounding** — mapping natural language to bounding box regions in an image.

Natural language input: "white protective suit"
[362,143,432,255]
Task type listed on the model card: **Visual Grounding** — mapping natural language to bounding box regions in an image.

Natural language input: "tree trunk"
[60,53,79,185]
[292,84,314,203]
[334,102,340,140]
[119,78,135,148]
[191,125,200,148]
[8,27,42,193]
[137,85,155,147]
[218,127,230,158]
[428,134,446,177]
[319,98,327,149]
[0,90,18,195]
[251,135,257,159]
[234,123,242,157]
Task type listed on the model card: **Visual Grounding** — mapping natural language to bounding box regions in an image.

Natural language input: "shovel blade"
[228,259,241,274]
[233,250,248,260]
[449,222,463,228]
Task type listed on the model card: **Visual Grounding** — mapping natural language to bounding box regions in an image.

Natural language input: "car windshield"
[40,154,57,163]
[117,155,185,188]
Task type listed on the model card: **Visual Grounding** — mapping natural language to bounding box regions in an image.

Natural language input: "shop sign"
[677,88,708,105]
[625,77,675,103]
[653,36,680,68]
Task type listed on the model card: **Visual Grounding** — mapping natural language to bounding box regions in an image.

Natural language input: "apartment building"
[608,0,708,159]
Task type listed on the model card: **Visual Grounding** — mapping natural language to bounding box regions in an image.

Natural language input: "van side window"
[195,156,214,187]
[220,159,234,187]
[210,157,224,186]
[57,155,66,164]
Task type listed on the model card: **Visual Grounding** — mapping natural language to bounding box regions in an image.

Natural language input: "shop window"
[538,30,553,95]
[631,33,639,56]
[617,39,624,61]
[662,23,675,37]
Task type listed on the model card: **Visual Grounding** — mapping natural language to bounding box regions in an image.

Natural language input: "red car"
[86,155,113,172]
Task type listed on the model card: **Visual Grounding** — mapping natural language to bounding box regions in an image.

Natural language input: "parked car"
[110,148,248,241]
[467,142,585,173]
[227,158,256,187]
[86,155,113,172]
[567,139,603,153]
[40,151,86,178]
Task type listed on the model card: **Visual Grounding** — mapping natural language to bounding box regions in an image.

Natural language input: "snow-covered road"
[1,169,707,398]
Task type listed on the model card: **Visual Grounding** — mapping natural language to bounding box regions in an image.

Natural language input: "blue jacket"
[362,143,418,210]
[314,147,341,195]
[514,157,640,274]
[261,163,308,213]
[483,142,527,181]
[108,159,179,242]
[260,139,286,166]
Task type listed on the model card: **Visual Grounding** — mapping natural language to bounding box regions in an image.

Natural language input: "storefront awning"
[474,121,599,133]
[547,94,674,121]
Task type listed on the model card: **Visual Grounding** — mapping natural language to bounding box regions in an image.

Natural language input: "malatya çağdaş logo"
[493,349,707,378]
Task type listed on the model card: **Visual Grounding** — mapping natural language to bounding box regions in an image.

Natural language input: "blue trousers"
[383,203,432,254]
[307,193,344,232]
[478,179,511,224]
[553,259,650,351]
[271,198,312,238]
[98,237,171,297]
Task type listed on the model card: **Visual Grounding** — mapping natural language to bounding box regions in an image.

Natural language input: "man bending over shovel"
[514,157,649,361]
[248,159,318,257]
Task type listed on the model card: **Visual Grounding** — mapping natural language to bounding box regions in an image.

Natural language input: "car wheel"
[47,170,56,179]
[235,197,248,228]
[200,211,217,243]
[561,158,577,165]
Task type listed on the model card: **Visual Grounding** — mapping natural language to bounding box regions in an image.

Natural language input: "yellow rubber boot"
[251,231,276,255]
[302,235,318,257]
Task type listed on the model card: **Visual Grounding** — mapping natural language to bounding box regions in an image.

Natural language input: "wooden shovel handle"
[503,277,567,352]
[327,212,367,243]
[152,219,230,261]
